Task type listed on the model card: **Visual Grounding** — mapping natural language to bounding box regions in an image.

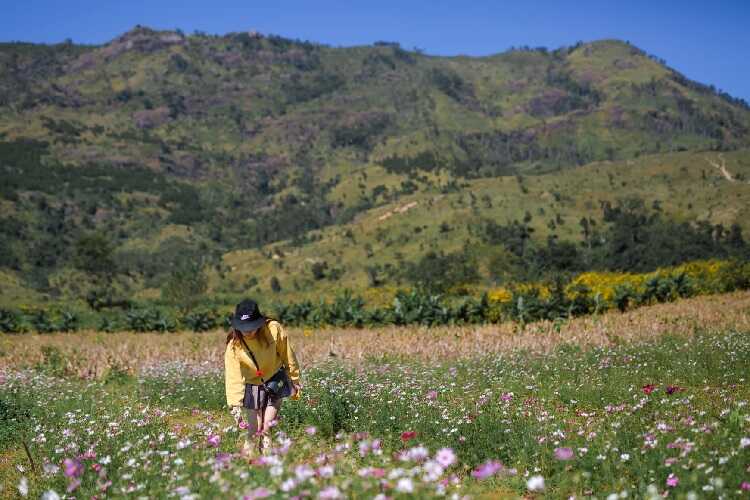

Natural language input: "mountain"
[1,26,749,306]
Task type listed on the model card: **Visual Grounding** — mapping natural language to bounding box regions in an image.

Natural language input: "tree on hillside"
[593,197,749,271]
[161,259,207,313]
[74,231,115,278]
[404,250,480,293]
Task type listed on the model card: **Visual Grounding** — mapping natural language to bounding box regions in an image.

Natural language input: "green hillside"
[1,26,750,307]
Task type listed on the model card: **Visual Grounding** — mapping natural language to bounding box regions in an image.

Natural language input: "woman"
[225,298,301,457]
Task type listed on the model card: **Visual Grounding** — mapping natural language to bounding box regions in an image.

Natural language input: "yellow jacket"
[224,319,302,407]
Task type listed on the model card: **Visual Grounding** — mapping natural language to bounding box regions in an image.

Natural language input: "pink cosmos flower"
[501,392,513,402]
[426,390,438,401]
[98,479,112,492]
[435,448,457,468]
[359,440,371,457]
[63,458,83,478]
[666,473,679,487]
[642,384,656,395]
[207,434,221,447]
[741,481,750,491]
[358,467,386,478]
[243,487,272,499]
[554,447,574,461]
[305,426,317,435]
[239,420,249,430]
[471,460,503,479]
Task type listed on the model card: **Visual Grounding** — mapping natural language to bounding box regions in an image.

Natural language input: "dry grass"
[2,291,749,379]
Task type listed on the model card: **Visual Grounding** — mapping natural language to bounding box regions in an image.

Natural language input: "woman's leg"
[241,407,260,456]
[261,398,282,432]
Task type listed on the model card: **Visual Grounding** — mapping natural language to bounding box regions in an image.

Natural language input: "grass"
[1,292,750,498]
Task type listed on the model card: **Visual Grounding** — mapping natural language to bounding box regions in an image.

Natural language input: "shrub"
[0,309,23,333]
[612,283,636,312]
[181,309,220,332]
[29,309,56,333]
[98,314,120,333]
[392,289,450,326]
[125,308,176,333]
[449,294,489,325]
[57,310,80,332]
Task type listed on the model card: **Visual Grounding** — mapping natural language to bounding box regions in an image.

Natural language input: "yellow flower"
[488,288,512,303]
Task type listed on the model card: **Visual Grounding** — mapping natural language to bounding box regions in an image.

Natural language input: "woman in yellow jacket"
[225,299,301,457]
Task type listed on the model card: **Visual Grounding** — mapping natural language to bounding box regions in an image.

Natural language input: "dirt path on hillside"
[706,154,747,183]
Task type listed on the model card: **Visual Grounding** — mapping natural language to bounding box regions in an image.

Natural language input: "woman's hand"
[291,382,302,397]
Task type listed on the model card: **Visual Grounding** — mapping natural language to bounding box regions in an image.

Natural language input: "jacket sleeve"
[274,322,301,384]
[224,343,245,407]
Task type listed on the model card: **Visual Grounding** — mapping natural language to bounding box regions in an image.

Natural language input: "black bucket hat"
[231,299,266,332]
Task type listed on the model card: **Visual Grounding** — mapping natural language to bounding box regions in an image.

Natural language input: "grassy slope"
[216,149,750,304]
[2,30,750,304]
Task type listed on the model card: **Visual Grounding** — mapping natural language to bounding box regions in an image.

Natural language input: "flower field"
[2,292,750,498]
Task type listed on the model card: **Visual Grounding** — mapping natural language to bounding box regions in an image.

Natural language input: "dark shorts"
[242,383,282,410]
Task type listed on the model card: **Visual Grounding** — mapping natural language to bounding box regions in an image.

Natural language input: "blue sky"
[2,0,749,101]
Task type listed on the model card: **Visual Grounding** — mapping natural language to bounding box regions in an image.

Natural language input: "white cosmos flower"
[422,460,444,482]
[527,475,545,492]
[42,462,60,475]
[18,477,29,497]
[280,478,297,492]
[295,464,315,482]
[396,478,414,493]
[318,465,334,478]
[269,465,283,477]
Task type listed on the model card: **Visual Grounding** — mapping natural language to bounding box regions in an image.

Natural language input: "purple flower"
[554,447,574,461]
[471,460,503,479]
[66,478,81,493]
[426,390,438,400]
[666,473,679,487]
[741,481,750,491]
[206,434,221,447]
[501,392,513,402]
[63,458,83,478]
[215,452,232,468]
